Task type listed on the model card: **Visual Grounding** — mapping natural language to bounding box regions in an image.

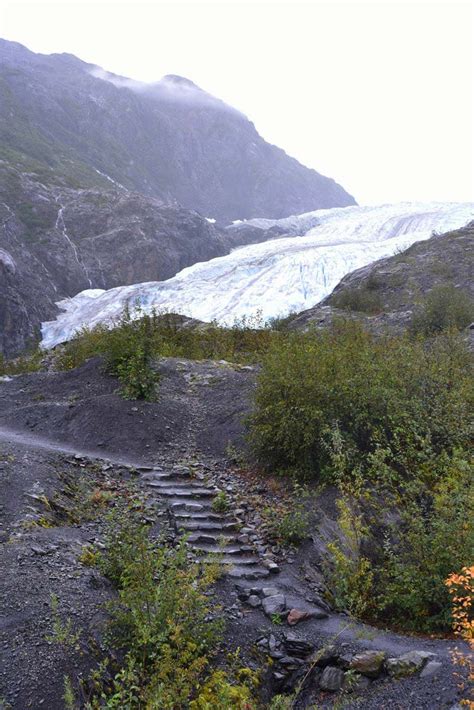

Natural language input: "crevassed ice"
[41,202,474,349]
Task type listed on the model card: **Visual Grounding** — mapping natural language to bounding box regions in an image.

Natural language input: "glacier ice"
[41,202,474,349]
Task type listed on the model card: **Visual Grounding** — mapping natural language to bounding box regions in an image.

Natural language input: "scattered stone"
[314,644,338,667]
[30,544,48,556]
[346,673,371,692]
[338,653,354,670]
[319,666,345,691]
[283,633,314,657]
[349,650,386,678]
[262,594,286,616]
[420,660,443,678]
[268,634,278,652]
[286,605,327,625]
[247,594,261,608]
[263,560,280,574]
[262,587,279,597]
[287,608,315,626]
[386,650,436,677]
[279,656,304,669]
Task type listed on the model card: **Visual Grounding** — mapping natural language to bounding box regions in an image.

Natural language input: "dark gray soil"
[0,357,469,709]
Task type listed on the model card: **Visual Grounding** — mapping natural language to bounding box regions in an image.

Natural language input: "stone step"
[154,488,216,499]
[227,566,271,580]
[192,543,253,555]
[198,555,262,566]
[145,479,213,490]
[186,532,235,544]
[141,470,191,481]
[174,511,231,522]
[177,520,240,532]
[170,501,211,512]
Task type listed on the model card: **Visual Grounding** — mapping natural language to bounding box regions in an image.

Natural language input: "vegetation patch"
[331,283,383,314]
[65,504,259,708]
[249,323,473,633]
[410,284,474,336]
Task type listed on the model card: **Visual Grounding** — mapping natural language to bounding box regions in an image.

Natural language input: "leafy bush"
[322,449,473,634]
[332,285,383,314]
[249,323,473,481]
[78,504,258,708]
[410,285,474,335]
[262,484,310,546]
[325,490,374,617]
[374,451,474,632]
[211,490,230,513]
[57,306,159,400]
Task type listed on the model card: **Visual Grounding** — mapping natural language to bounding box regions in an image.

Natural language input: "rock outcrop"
[0,163,226,356]
[287,222,474,334]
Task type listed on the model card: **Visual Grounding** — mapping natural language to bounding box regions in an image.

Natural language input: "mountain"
[287,221,474,333]
[40,203,474,349]
[0,38,355,223]
[0,161,227,357]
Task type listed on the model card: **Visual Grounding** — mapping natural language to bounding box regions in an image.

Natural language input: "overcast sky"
[1,0,472,205]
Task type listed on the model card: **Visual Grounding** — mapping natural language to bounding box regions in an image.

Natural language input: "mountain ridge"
[0,38,356,223]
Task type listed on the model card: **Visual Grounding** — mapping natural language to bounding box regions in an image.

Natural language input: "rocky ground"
[0,357,470,709]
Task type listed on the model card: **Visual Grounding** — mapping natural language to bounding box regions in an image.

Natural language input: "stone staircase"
[139,465,277,581]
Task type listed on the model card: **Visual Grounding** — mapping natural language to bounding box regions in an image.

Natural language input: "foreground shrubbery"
[249,323,473,633]
[325,449,473,633]
[67,504,258,708]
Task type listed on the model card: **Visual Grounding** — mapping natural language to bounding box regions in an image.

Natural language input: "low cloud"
[89,67,244,116]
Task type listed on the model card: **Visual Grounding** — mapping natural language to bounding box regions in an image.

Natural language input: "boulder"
[420,660,443,678]
[319,666,345,691]
[386,650,436,677]
[283,633,314,658]
[247,594,261,608]
[262,594,286,617]
[349,650,386,678]
[287,608,314,626]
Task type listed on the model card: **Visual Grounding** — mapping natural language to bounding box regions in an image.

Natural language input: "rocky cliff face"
[0,38,355,224]
[287,222,474,333]
[0,162,227,357]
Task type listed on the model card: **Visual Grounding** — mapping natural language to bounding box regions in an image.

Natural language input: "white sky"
[1,0,473,205]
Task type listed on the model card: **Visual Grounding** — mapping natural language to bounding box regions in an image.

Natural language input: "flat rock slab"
[262,594,287,616]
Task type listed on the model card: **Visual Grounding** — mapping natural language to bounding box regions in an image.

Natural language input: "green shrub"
[83,504,258,707]
[262,485,310,546]
[374,451,474,632]
[56,306,159,400]
[322,449,473,634]
[410,285,474,335]
[211,490,230,513]
[249,323,473,481]
[325,490,374,617]
[332,285,383,314]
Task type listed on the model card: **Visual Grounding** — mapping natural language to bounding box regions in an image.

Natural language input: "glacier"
[41,202,474,349]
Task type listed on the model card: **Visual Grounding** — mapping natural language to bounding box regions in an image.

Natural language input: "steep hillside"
[0,39,355,223]
[287,221,474,333]
[0,162,226,357]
